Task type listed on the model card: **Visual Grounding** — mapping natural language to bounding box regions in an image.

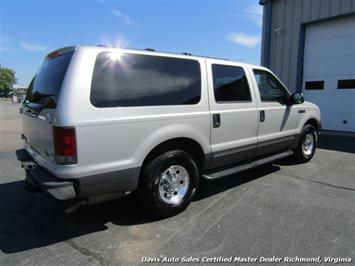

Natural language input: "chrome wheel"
[302,132,314,156]
[158,165,189,205]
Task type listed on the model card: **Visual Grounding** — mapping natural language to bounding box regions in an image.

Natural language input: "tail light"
[53,126,77,165]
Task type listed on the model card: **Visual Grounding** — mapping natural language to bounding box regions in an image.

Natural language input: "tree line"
[0,65,17,96]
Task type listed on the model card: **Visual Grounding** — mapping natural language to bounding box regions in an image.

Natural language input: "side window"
[212,64,252,103]
[253,69,290,103]
[91,53,201,107]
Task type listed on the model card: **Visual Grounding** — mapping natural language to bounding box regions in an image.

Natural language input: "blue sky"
[0,0,263,86]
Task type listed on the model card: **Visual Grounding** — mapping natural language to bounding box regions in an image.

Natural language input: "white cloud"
[111,8,132,26]
[227,33,260,48]
[0,35,13,51]
[21,41,48,51]
[245,4,263,27]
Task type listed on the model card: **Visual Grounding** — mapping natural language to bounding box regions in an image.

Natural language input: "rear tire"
[138,150,199,218]
[292,124,317,163]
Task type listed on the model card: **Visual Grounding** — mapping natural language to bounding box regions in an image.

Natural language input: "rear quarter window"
[90,52,201,107]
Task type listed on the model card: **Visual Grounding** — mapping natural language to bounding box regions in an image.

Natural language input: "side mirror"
[291,92,304,104]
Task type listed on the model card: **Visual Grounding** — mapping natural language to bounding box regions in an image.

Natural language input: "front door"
[251,68,298,156]
[207,59,259,169]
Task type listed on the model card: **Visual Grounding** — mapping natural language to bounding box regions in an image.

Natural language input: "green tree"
[0,65,17,94]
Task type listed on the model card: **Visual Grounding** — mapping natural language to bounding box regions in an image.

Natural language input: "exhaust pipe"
[22,161,37,170]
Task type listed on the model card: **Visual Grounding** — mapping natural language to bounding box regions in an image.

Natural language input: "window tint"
[338,79,355,89]
[90,52,201,107]
[305,81,324,90]
[24,51,73,112]
[212,64,251,102]
[253,69,289,103]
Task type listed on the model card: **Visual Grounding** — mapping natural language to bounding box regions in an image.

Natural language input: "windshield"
[24,51,74,114]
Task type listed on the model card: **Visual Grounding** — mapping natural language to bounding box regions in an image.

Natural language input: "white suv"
[17,46,321,217]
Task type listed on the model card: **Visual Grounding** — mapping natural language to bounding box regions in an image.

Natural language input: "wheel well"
[305,118,320,133]
[141,138,206,171]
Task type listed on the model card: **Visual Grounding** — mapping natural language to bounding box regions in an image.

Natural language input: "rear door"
[22,49,74,163]
[207,59,259,169]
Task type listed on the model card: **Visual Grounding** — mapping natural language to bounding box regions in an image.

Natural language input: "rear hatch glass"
[24,51,74,115]
[22,50,74,162]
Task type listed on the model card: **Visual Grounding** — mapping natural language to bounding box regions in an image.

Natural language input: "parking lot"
[0,103,354,265]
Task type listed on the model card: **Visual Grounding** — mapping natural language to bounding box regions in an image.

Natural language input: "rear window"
[212,64,251,102]
[90,52,201,107]
[24,51,74,110]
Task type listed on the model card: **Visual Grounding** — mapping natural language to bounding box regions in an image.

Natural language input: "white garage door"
[303,15,355,132]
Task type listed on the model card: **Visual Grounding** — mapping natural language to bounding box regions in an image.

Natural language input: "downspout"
[296,25,306,93]
[259,0,272,68]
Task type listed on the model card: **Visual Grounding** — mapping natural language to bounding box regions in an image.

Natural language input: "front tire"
[138,150,199,218]
[293,124,317,163]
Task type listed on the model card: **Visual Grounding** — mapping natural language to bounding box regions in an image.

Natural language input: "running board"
[203,150,293,180]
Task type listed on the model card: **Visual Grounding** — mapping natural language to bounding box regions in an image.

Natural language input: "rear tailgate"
[22,48,74,164]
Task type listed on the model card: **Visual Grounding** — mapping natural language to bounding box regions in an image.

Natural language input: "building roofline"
[259,0,271,5]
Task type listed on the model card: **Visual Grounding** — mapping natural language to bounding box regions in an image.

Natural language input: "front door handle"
[213,114,221,128]
[260,110,265,122]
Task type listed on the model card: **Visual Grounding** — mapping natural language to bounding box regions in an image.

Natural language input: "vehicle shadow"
[195,164,280,200]
[0,164,280,254]
[317,134,355,154]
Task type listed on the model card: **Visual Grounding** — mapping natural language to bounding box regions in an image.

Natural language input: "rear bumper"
[16,149,76,200]
[16,148,140,201]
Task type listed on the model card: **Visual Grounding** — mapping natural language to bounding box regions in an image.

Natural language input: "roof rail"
[94,46,229,61]
[200,55,229,61]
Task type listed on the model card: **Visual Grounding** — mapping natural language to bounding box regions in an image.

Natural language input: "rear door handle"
[260,110,265,122]
[213,114,221,128]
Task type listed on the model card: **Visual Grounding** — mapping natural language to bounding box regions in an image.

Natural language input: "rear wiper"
[24,90,57,112]
[32,91,55,98]
[26,102,43,110]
